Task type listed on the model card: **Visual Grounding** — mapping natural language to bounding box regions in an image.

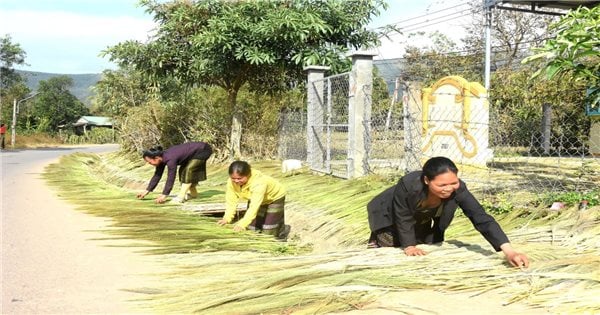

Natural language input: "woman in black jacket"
[367,156,529,268]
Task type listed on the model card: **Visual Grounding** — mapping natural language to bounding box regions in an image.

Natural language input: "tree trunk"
[228,89,242,159]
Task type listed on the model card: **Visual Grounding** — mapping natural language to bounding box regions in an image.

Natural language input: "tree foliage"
[103,0,387,158]
[523,5,600,109]
[90,68,156,117]
[26,76,88,132]
[1,34,30,124]
[0,34,27,93]
[463,1,557,70]
[490,67,589,149]
[401,31,483,86]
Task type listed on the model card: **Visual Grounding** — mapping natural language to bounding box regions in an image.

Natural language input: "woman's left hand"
[233,225,245,232]
[500,243,530,268]
[154,195,167,204]
[506,252,529,268]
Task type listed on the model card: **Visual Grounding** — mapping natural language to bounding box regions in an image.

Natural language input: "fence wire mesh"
[278,108,306,161]
[280,77,599,206]
[306,73,351,178]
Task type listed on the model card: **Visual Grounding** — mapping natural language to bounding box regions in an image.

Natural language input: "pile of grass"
[44,153,301,255]
[44,152,600,314]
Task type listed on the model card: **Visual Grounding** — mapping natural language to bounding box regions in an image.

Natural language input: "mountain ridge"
[17,70,102,105]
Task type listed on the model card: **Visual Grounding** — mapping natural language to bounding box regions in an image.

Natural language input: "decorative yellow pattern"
[421,130,478,158]
[421,76,488,160]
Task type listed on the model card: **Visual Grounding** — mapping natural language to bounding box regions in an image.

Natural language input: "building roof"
[73,116,113,127]
[486,1,600,15]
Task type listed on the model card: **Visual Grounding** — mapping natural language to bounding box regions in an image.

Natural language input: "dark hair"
[421,156,458,181]
[229,160,251,176]
[142,146,163,158]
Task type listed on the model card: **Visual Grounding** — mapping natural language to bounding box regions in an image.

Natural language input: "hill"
[17,70,102,105]
[14,60,397,105]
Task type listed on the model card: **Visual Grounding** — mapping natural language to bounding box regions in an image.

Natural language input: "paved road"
[1,145,158,314]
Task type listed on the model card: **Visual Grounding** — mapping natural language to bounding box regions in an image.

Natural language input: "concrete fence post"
[304,66,330,170]
[348,51,377,178]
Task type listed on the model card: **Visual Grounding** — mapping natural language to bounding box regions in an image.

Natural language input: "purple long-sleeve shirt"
[146,142,210,195]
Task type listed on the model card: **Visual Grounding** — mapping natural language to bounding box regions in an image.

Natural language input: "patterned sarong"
[248,197,285,237]
[179,159,207,184]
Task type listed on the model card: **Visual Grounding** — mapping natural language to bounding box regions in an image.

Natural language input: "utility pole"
[11,93,39,147]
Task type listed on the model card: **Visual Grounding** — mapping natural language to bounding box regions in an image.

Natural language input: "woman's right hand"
[217,219,228,226]
[137,190,149,199]
[403,246,427,256]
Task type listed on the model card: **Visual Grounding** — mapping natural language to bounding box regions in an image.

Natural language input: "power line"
[400,11,480,33]
[378,3,471,28]
[379,8,481,39]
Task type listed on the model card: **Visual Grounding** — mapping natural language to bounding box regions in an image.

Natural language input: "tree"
[1,34,29,122]
[462,1,557,70]
[27,76,88,132]
[0,34,27,93]
[523,5,600,109]
[90,68,153,117]
[401,31,483,85]
[490,67,589,149]
[104,0,387,158]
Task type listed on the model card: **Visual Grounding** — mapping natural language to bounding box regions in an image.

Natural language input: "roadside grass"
[44,152,600,314]
[6,132,63,148]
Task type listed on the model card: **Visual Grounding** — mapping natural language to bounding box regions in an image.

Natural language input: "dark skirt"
[247,196,285,236]
[369,219,440,248]
[179,159,207,184]
[178,145,212,184]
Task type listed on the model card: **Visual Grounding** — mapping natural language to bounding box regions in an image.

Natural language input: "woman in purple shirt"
[137,142,212,204]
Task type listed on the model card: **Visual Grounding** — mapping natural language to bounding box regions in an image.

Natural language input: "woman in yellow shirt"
[217,161,286,237]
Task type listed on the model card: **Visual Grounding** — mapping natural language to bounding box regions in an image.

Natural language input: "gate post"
[305,66,330,171]
[348,51,377,178]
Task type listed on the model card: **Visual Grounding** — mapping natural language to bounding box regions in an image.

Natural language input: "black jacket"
[367,171,509,251]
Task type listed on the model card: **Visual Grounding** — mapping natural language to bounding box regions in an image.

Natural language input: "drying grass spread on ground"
[44,152,600,314]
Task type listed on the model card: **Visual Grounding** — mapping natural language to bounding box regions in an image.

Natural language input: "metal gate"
[308,72,351,178]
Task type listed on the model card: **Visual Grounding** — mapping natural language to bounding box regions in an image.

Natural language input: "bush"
[60,128,116,145]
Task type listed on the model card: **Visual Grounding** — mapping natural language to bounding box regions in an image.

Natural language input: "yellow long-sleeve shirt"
[223,169,286,228]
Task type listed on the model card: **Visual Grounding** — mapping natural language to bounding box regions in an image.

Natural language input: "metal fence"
[280,76,599,205]
[306,72,351,178]
[387,83,598,203]
[278,108,307,161]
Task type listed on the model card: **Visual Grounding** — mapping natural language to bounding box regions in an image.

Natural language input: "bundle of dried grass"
[44,152,600,314]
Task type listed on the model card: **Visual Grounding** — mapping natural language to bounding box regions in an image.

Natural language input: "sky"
[0,0,469,74]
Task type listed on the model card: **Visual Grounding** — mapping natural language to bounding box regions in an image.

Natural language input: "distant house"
[73,116,113,135]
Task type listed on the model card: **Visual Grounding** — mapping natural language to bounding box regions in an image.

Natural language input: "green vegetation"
[27,76,89,132]
[524,5,600,109]
[103,0,388,158]
[539,190,600,207]
[17,70,101,104]
[44,153,301,255]
[60,128,116,145]
[44,152,600,314]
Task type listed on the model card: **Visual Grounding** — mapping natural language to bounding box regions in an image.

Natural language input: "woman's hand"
[505,252,529,268]
[500,243,530,268]
[154,194,167,204]
[233,225,245,232]
[217,219,228,226]
[403,246,427,256]
[137,190,149,199]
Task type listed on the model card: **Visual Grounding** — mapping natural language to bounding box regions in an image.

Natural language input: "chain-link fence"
[278,108,306,161]
[280,75,599,206]
[371,80,599,205]
[306,73,351,178]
